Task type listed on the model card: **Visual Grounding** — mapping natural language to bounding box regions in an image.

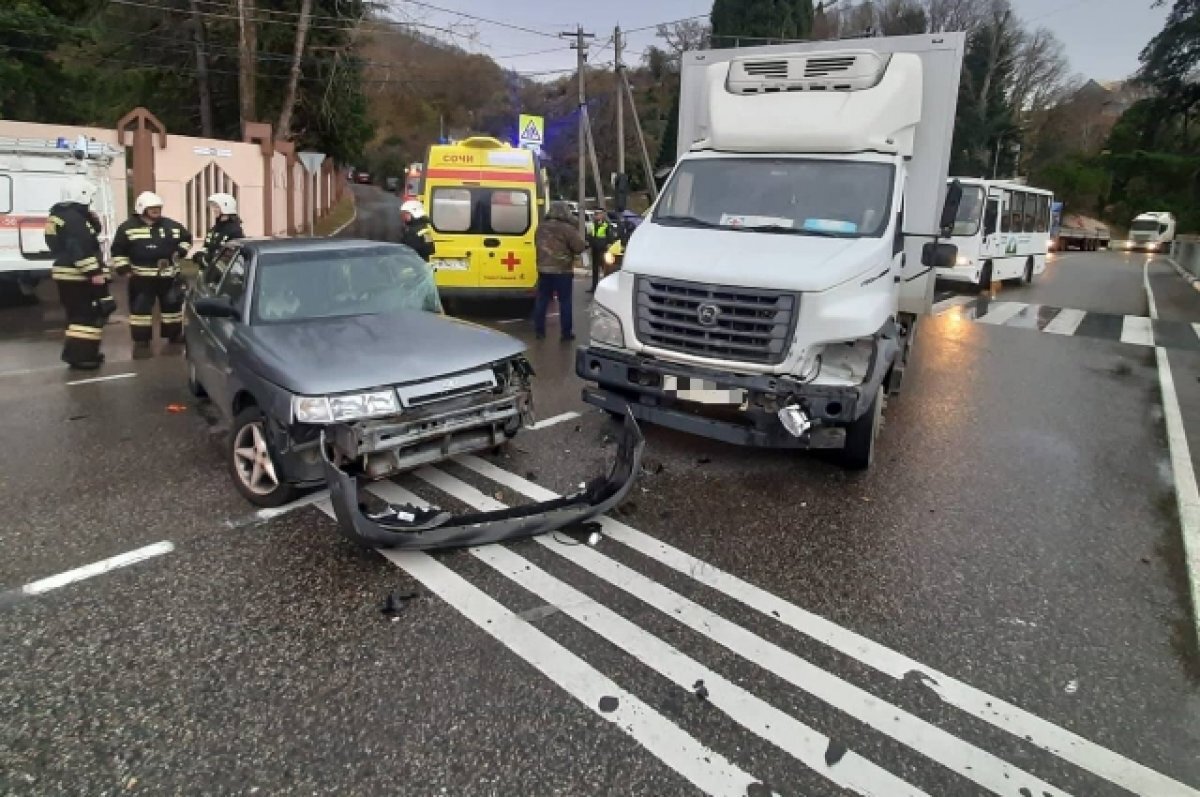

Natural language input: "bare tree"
[925,0,989,32]
[237,0,258,129]
[878,0,928,35]
[655,19,709,61]
[1010,26,1074,115]
[277,0,314,139]
[187,0,213,137]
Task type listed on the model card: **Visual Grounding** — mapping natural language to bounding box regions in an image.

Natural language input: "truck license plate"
[432,258,469,271]
[662,375,746,405]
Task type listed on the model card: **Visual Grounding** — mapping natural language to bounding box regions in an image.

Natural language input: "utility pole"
[621,70,659,202]
[615,25,625,178]
[561,25,595,237]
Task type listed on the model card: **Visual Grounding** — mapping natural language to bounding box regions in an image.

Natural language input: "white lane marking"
[974,301,1027,326]
[458,455,1200,797]
[1191,322,1200,342]
[21,542,174,596]
[66,372,137,386]
[1119,315,1155,347]
[527,411,580,431]
[1145,259,1200,650]
[418,467,1069,797]
[0,364,69,380]
[315,485,766,797]
[931,295,975,315]
[253,490,331,522]
[1043,308,1086,336]
[371,479,913,795]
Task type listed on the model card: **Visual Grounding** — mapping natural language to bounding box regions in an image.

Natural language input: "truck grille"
[634,276,798,365]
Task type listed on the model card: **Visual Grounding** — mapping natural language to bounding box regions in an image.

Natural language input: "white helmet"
[401,200,426,220]
[207,192,237,216]
[61,176,97,206]
[134,191,165,215]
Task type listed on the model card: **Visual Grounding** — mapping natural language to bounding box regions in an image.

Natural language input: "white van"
[0,136,120,296]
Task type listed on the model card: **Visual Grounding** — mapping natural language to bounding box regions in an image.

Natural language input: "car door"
[200,252,250,416]
[186,246,235,393]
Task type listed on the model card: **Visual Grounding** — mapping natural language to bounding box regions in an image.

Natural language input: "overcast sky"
[402,0,1168,84]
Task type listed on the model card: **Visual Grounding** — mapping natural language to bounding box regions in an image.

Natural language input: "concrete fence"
[1171,241,1200,279]
[1,108,346,239]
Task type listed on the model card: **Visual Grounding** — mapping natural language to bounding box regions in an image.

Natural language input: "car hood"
[235,312,525,395]
[624,223,887,292]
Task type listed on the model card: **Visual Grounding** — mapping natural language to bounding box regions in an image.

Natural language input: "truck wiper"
[743,224,851,238]
[656,215,724,230]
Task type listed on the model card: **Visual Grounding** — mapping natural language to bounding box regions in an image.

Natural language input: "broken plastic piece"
[166,403,188,413]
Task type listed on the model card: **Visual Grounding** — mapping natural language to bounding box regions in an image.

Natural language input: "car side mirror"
[194,296,239,320]
[921,242,957,270]
[939,179,963,237]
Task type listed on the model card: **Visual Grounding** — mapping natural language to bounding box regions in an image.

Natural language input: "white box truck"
[0,135,121,298]
[576,33,966,469]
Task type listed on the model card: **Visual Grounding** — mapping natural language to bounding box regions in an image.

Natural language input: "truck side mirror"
[939,180,963,236]
[921,242,957,270]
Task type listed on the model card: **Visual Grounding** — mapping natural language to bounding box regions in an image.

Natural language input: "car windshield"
[252,246,442,324]
[654,157,895,238]
[950,185,986,236]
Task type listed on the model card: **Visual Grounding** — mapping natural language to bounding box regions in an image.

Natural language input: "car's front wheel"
[229,407,299,508]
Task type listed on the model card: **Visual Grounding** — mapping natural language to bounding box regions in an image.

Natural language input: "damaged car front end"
[322,411,644,550]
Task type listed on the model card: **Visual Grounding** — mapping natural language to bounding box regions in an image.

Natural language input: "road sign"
[518,114,544,148]
[298,151,326,175]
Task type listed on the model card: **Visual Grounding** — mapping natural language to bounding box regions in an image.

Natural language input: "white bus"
[1124,211,1176,253]
[936,178,1054,289]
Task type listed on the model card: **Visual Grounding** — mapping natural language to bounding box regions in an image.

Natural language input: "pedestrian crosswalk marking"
[303,454,1200,797]
[934,296,1200,351]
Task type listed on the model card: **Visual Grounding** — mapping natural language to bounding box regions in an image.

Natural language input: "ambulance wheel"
[229,407,299,508]
[837,385,883,471]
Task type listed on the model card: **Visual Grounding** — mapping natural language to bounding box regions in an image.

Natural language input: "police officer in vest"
[46,176,116,370]
[585,209,615,293]
[110,191,193,356]
[197,192,244,280]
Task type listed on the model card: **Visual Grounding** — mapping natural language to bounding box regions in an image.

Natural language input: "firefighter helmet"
[61,176,97,206]
[208,192,237,215]
[134,191,165,215]
[401,200,426,220]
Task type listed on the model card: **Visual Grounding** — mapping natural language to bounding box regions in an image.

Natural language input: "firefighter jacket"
[401,217,435,262]
[111,216,193,278]
[198,215,244,267]
[46,202,105,283]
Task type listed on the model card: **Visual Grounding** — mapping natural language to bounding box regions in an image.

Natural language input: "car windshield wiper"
[656,215,724,230]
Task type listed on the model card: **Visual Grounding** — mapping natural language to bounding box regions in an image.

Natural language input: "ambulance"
[0,135,121,298]
[421,137,545,308]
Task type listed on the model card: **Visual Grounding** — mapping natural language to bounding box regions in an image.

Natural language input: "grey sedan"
[185,238,641,549]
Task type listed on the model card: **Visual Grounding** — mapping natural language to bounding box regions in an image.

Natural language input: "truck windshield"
[1131,220,1160,232]
[253,246,443,324]
[655,158,895,238]
[950,185,986,236]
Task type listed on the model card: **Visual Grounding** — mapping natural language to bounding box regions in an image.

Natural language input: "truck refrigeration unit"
[576,34,966,469]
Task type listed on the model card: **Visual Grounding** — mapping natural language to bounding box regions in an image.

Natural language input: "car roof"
[234,238,403,256]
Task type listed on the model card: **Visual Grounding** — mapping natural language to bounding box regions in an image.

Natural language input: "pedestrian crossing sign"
[518,114,545,148]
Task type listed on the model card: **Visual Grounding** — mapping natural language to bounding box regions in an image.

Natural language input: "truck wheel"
[978,261,993,291]
[229,407,299,508]
[837,385,883,471]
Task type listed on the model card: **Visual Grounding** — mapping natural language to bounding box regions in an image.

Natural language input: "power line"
[385,0,562,40]
[624,13,708,34]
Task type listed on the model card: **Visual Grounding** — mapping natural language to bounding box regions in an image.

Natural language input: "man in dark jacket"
[197,192,244,280]
[400,200,435,262]
[534,202,586,341]
[46,176,116,370]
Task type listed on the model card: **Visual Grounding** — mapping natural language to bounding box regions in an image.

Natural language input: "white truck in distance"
[576,34,966,469]
[1125,211,1176,252]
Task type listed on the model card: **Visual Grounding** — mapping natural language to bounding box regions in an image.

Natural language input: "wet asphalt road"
[1,188,1199,796]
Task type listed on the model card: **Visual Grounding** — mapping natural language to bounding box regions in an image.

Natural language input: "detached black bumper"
[575,347,859,450]
[322,413,645,550]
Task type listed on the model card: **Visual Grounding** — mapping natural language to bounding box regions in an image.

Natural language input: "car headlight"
[589,304,624,348]
[293,390,400,423]
[604,251,616,266]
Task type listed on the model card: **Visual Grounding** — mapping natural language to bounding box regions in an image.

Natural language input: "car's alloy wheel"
[233,420,281,497]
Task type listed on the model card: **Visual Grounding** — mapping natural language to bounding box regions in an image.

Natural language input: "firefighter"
[400,199,435,262]
[197,192,243,279]
[110,192,193,355]
[46,176,115,370]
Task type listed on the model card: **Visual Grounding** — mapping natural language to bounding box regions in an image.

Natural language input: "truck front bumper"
[321,412,645,550]
[576,347,866,450]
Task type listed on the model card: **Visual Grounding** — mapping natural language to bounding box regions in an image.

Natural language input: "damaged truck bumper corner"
[320,412,645,550]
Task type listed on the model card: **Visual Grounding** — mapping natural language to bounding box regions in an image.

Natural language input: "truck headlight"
[955,255,971,267]
[293,390,400,423]
[589,304,624,348]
